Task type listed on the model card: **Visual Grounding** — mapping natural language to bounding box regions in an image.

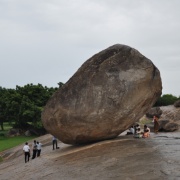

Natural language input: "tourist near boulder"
[42,44,162,144]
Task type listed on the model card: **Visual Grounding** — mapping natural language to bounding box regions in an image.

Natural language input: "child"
[134,127,143,138]
[143,129,150,138]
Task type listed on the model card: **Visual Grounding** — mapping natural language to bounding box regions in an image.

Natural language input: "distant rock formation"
[174,100,180,107]
[146,107,162,118]
[159,120,179,132]
[160,105,180,122]
[42,44,162,144]
[158,105,180,131]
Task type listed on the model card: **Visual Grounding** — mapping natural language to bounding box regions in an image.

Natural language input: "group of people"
[22,140,42,163]
[127,124,150,138]
[23,136,59,163]
[32,140,42,159]
[23,116,160,163]
[126,115,160,138]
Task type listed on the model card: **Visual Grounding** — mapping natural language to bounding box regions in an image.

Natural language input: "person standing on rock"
[23,142,30,163]
[37,141,42,157]
[153,115,160,133]
[52,136,59,150]
[31,140,37,159]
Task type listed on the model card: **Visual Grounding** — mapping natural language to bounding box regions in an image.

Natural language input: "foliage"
[0,83,63,130]
[0,122,14,136]
[154,94,180,107]
[139,117,152,125]
[0,122,37,153]
[0,135,37,152]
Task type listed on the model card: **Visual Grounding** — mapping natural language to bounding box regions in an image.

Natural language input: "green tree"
[0,87,17,130]
[0,84,58,130]
[154,94,179,106]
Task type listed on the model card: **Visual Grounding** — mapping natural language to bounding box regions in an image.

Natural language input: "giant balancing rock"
[42,44,162,144]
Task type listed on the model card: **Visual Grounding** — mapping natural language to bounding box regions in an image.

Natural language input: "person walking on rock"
[32,140,37,159]
[52,136,59,150]
[23,142,30,163]
[37,141,42,157]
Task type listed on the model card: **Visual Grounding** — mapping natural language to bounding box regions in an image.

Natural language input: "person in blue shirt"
[52,136,59,150]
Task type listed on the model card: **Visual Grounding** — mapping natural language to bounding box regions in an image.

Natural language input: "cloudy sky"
[0,0,180,96]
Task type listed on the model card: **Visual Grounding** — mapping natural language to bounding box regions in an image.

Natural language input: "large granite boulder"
[42,44,162,144]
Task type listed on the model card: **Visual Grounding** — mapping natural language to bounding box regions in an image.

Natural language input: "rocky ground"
[0,131,180,180]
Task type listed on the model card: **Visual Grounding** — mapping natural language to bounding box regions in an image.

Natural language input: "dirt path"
[0,133,180,180]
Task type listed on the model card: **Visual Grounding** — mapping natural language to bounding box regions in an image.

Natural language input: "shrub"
[154,94,179,106]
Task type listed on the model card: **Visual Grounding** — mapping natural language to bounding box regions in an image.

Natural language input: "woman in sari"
[153,115,160,133]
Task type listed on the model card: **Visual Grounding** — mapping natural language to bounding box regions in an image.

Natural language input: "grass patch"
[139,117,152,125]
[0,122,38,152]
[0,135,37,152]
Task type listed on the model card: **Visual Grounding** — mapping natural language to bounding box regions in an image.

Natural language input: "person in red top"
[153,115,160,133]
[142,125,150,138]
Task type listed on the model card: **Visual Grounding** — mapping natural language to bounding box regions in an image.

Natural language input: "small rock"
[24,130,31,136]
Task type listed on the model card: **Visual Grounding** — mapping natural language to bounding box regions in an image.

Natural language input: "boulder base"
[42,44,162,144]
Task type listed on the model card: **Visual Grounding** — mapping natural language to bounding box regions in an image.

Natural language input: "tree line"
[0,83,179,131]
[0,83,63,131]
[154,94,180,107]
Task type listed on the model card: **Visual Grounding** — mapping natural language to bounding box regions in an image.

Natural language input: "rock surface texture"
[42,44,162,144]
[146,107,162,118]
[174,100,180,107]
[1,133,180,180]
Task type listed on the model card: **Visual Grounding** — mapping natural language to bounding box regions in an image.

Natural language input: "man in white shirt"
[37,141,42,157]
[23,142,30,163]
[126,126,135,135]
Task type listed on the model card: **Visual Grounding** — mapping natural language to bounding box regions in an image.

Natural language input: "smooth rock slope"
[42,44,162,144]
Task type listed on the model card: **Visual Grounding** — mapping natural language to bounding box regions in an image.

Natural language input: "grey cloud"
[0,0,180,96]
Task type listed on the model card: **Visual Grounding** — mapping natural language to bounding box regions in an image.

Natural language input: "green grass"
[0,122,37,152]
[0,135,37,152]
[139,117,152,125]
